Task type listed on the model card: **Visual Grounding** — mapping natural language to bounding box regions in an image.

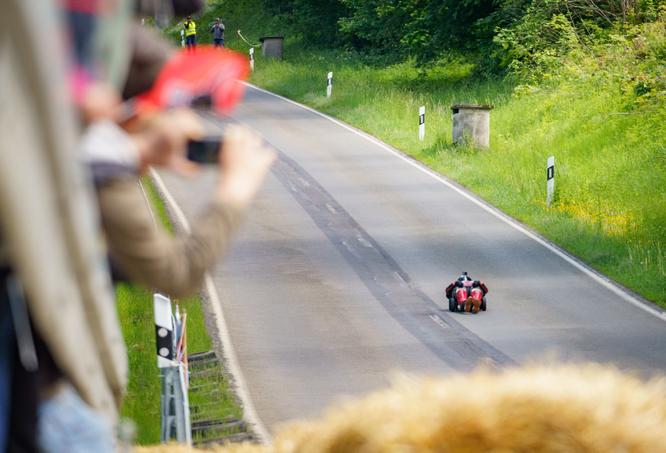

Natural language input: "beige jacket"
[97,175,244,298]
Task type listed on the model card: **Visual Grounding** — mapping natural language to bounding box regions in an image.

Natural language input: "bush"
[494,6,580,84]
[493,0,666,83]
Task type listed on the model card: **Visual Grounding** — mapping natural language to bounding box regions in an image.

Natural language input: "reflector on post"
[547,156,555,207]
[154,293,174,368]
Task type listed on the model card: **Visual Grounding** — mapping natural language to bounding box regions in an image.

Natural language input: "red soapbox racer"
[445,272,488,314]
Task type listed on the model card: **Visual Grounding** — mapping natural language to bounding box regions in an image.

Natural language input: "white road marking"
[150,169,271,443]
[244,83,666,322]
[325,203,337,214]
[356,233,372,248]
[429,314,449,329]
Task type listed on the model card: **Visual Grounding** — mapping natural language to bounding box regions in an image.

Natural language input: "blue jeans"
[37,385,114,453]
[214,38,224,47]
[0,309,12,451]
[185,35,196,48]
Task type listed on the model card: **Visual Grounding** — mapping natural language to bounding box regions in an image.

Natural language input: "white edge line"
[244,82,666,322]
[150,168,272,443]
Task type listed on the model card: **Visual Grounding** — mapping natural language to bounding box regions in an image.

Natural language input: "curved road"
[158,86,666,433]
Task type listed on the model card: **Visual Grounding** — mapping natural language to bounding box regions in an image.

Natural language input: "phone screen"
[186,136,222,164]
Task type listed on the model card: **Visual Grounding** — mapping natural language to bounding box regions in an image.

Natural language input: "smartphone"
[186,136,222,164]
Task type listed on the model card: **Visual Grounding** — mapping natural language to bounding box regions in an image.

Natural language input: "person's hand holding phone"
[131,108,204,175]
[215,124,275,208]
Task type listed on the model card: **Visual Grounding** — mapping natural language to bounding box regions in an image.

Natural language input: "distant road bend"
[157,85,666,433]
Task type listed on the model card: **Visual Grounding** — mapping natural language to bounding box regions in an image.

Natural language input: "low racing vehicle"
[445,272,488,314]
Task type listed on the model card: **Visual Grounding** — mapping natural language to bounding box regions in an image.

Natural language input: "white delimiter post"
[547,156,555,207]
[155,293,191,446]
[154,293,174,367]
[180,30,185,48]
[249,47,254,72]
[326,72,333,98]
[418,106,425,141]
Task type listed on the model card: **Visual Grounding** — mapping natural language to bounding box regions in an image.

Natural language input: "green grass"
[116,283,161,444]
[239,34,665,305]
[141,176,174,233]
[117,178,241,445]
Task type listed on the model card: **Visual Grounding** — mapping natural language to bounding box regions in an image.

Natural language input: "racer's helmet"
[458,271,472,282]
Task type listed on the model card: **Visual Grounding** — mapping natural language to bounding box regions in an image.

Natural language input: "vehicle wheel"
[449,298,457,312]
[481,298,487,311]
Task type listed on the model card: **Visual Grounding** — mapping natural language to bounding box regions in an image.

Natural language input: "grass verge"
[117,177,240,444]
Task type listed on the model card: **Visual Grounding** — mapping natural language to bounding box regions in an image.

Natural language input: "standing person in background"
[210,18,225,47]
[183,15,196,50]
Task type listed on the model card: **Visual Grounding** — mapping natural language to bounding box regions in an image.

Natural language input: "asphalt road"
[158,85,666,433]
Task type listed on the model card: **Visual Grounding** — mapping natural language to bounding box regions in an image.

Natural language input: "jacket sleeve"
[97,176,245,298]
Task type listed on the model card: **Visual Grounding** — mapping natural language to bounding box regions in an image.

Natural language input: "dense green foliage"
[339,0,502,64]
[262,0,348,46]
[202,0,665,72]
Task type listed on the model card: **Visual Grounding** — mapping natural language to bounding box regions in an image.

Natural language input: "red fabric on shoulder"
[136,46,249,115]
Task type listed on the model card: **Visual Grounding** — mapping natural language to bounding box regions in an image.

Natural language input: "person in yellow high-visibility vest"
[183,16,197,50]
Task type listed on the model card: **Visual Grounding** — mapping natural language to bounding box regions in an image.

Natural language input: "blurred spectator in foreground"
[1,0,270,451]
[0,0,127,451]
[136,364,666,453]
[84,112,275,298]
[81,17,274,298]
